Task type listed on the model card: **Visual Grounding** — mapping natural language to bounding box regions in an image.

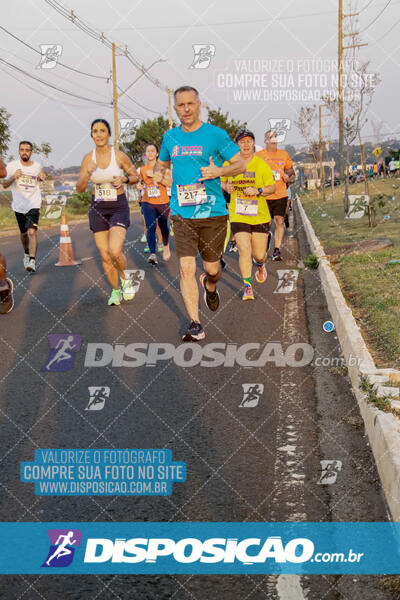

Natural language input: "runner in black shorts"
[3,141,46,273]
[221,129,275,300]
[256,131,295,260]
[76,119,139,306]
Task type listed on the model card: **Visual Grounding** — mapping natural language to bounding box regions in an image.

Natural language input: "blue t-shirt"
[159,122,239,219]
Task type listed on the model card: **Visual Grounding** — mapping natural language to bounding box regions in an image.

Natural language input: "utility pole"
[338,0,344,181]
[112,42,119,150]
[319,105,326,201]
[112,49,166,148]
[338,2,368,183]
[168,89,173,129]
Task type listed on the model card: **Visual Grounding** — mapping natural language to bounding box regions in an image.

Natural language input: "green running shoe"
[108,288,122,306]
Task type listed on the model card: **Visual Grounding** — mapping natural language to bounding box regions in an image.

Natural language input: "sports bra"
[90,146,124,184]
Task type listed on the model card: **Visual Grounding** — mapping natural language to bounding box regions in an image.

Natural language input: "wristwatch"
[257,187,263,196]
[123,175,129,184]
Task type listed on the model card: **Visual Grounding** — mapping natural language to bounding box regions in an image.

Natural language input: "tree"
[122,116,174,165]
[323,58,379,215]
[32,142,52,159]
[206,107,247,140]
[0,107,11,158]
[295,105,320,186]
[284,144,296,156]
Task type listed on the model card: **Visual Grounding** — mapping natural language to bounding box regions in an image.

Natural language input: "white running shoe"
[23,255,30,270]
[148,253,158,265]
[26,258,36,273]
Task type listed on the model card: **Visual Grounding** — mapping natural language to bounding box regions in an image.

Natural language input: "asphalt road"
[0,206,395,599]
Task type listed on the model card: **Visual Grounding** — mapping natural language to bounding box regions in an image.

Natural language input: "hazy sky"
[1,0,399,167]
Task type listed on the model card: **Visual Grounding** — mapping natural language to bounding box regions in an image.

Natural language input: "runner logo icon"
[37,44,63,70]
[318,460,342,485]
[240,384,264,407]
[189,44,216,69]
[119,118,141,143]
[42,334,82,372]
[274,270,299,294]
[268,118,291,143]
[42,529,82,567]
[86,386,110,411]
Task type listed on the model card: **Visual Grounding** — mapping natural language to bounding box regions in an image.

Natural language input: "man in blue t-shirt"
[154,86,245,341]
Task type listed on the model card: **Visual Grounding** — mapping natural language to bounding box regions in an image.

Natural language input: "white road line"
[277,574,307,600]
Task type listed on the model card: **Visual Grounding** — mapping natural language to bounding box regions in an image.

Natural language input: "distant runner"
[256,131,295,261]
[154,86,245,341]
[3,141,46,273]
[221,129,275,300]
[139,143,172,265]
[76,119,139,306]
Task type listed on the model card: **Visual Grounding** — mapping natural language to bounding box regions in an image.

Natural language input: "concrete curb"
[297,197,400,521]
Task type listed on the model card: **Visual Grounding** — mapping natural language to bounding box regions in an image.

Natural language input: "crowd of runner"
[0,85,296,341]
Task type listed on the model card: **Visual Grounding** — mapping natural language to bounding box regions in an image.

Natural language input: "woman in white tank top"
[77,119,140,306]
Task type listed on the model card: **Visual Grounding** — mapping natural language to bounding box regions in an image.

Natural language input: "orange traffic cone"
[55,213,81,266]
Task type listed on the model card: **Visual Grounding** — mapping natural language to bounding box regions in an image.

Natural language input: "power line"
[116,86,160,115]
[0,65,107,110]
[0,57,111,106]
[0,25,109,81]
[43,0,168,92]
[359,0,376,12]
[374,13,400,39]
[0,56,151,120]
[361,0,392,31]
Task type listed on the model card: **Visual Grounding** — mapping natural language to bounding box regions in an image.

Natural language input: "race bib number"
[18,174,37,191]
[177,183,207,207]
[235,197,258,216]
[147,185,161,198]
[273,170,281,182]
[94,183,117,202]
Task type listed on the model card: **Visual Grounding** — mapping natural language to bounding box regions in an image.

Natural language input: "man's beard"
[20,156,30,162]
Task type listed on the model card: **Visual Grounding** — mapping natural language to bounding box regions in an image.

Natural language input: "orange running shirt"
[140,165,169,205]
[255,148,293,200]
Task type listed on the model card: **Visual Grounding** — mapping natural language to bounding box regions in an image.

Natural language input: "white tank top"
[90,146,124,184]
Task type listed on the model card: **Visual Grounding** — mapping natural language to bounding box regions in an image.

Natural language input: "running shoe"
[26,258,36,272]
[242,285,255,301]
[255,263,267,283]
[272,248,283,261]
[157,243,163,252]
[144,246,150,253]
[148,253,158,265]
[0,278,14,314]
[23,254,30,270]
[108,288,122,306]
[140,233,146,243]
[284,215,290,228]
[121,276,135,301]
[229,241,238,253]
[182,321,205,342]
[200,273,220,311]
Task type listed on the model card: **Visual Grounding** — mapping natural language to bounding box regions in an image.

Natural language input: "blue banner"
[0,522,400,574]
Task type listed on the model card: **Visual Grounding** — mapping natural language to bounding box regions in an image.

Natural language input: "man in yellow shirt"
[221,129,276,300]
